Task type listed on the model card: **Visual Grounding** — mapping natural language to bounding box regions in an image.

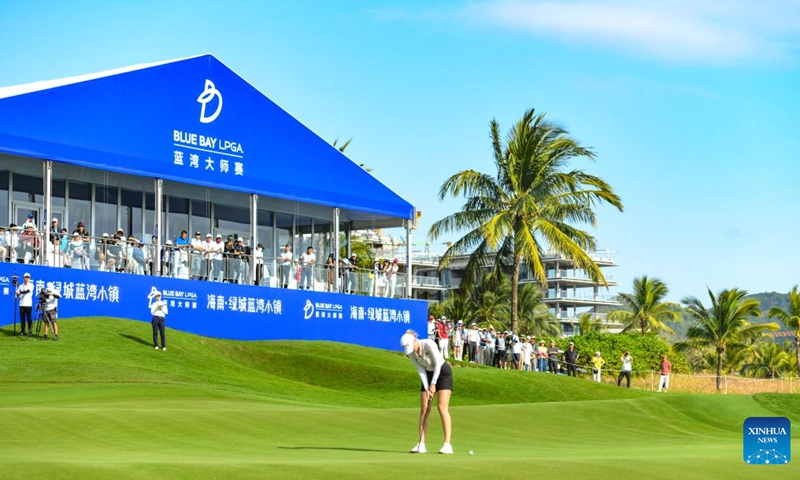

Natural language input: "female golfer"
[400,329,453,454]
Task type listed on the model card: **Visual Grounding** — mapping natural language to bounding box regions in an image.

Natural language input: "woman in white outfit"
[400,330,453,455]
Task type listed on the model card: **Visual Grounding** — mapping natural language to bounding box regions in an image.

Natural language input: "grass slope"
[0,317,798,479]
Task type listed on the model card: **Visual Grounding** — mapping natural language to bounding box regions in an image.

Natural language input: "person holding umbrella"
[400,330,453,454]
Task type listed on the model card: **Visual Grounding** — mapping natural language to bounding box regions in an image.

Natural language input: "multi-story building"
[372,237,623,334]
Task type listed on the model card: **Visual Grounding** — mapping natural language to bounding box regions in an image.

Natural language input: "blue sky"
[1,0,798,301]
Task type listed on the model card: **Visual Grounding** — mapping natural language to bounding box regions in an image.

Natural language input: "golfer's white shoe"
[438,443,453,454]
[410,443,426,453]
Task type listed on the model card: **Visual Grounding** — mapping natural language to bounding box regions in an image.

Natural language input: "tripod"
[33,305,47,340]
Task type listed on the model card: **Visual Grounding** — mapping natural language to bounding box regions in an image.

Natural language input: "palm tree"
[469,275,510,329]
[577,312,604,334]
[742,342,792,378]
[332,137,372,172]
[767,285,800,378]
[608,276,681,336]
[429,108,623,332]
[516,283,560,337]
[681,288,779,390]
[441,290,473,325]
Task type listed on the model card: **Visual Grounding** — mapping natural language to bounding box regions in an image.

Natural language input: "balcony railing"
[545,292,620,302]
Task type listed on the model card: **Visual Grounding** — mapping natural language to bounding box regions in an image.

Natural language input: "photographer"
[15,272,34,336]
[41,282,61,341]
[149,291,168,350]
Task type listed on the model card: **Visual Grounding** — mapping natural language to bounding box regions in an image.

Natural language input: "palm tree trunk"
[716,350,722,392]
[510,252,520,333]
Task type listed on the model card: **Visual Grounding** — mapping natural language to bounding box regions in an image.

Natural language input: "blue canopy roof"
[0,54,414,223]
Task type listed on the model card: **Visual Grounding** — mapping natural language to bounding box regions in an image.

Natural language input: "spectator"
[233,238,247,284]
[68,232,88,270]
[42,282,61,341]
[58,228,71,267]
[106,233,121,272]
[7,225,21,263]
[510,333,522,370]
[547,340,560,374]
[190,231,206,280]
[254,243,265,286]
[494,331,507,369]
[536,341,548,373]
[49,219,62,266]
[427,315,436,341]
[174,230,190,279]
[338,258,347,292]
[452,320,464,361]
[201,234,215,280]
[22,213,36,231]
[617,351,633,388]
[325,254,336,291]
[279,244,293,288]
[132,240,146,274]
[73,221,90,240]
[210,235,224,282]
[564,341,579,377]
[19,225,40,264]
[371,259,383,296]
[149,291,168,351]
[384,258,399,298]
[437,317,450,359]
[223,236,235,282]
[591,352,605,383]
[162,240,174,276]
[95,233,109,270]
[346,254,358,293]
[467,323,480,363]
[298,246,315,290]
[658,354,671,392]
[483,326,496,366]
[521,337,533,371]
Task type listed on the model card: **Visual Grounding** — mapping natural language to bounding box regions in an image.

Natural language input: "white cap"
[46,282,54,289]
[23,272,30,278]
[154,291,161,296]
[595,351,601,356]
[400,333,416,355]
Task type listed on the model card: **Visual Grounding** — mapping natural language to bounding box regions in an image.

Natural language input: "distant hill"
[747,291,791,314]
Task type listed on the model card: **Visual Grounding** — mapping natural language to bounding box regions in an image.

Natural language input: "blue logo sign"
[744,417,791,465]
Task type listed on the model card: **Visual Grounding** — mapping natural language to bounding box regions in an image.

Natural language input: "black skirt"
[421,362,453,391]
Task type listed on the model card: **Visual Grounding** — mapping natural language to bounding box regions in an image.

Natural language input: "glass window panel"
[144,193,155,240]
[12,173,43,203]
[68,181,91,233]
[52,179,66,207]
[121,189,143,240]
[167,196,189,241]
[256,210,274,261]
[95,185,118,238]
[191,199,212,236]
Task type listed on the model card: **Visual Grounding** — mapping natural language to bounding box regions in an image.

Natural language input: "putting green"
[0,318,797,479]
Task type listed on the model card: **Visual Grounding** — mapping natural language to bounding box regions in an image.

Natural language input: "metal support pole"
[43,161,52,266]
[154,179,163,275]
[405,218,412,299]
[346,224,352,258]
[250,194,258,285]
[333,207,340,293]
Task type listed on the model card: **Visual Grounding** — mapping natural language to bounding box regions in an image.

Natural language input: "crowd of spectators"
[425,315,610,379]
[0,217,405,296]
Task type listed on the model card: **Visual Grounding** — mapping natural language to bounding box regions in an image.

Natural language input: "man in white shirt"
[466,323,481,363]
[298,246,315,291]
[384,258,399,298]
[202,234,215,280]
[189,231,206,280]
[149,291,169,351]
[15,272,34,337]
[279,244,293,288]
[400,330,453,455]
[210,235,225,282]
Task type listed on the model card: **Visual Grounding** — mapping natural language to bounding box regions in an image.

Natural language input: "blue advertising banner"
[0,263,426,352]
[0,55,413,221]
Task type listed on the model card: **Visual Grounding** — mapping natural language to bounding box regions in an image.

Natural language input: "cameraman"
[42,282,61,341]
[16,272,34,336]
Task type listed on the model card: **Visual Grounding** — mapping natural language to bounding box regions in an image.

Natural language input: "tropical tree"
[429,108,623,332]
[577,312,604,335]
[469,274,510,329]
[441,290,473,325]
[608,276,681,336]
[742,342,792,378]
[681,288,779,390]
[516,283,560,337]
[332,137,372,172]
[767,285,800,378]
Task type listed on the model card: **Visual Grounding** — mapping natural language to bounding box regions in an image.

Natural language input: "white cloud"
[458,0,800,65]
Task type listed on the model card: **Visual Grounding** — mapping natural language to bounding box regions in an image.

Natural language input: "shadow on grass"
[278,446,402,454]
[119,333,151,346]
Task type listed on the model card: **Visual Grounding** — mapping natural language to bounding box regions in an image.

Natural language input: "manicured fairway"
[1,318,798,479]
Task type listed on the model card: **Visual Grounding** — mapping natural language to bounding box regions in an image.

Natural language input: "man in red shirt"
[658,354,672,392]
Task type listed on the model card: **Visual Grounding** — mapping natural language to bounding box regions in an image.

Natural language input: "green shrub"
[557,332,691,375]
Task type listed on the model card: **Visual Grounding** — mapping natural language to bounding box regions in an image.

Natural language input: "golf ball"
[469,450,474,455]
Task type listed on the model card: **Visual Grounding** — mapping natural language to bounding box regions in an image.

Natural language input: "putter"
[418,393,433,448]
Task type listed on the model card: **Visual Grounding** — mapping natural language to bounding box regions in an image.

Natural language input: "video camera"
[36,293,48,312]
[11,274,18,287]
